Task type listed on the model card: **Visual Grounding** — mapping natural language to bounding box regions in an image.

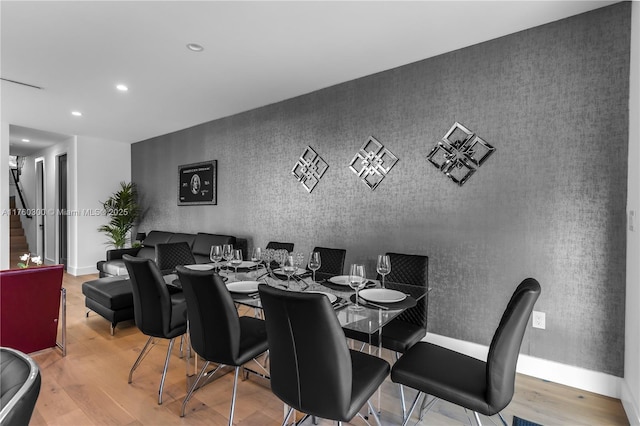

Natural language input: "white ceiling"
[1,1,618,156]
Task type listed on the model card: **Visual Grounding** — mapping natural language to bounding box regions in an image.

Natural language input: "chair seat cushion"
[236,316,269,365]
[391,342,492,414]
[102,260,128,277]
[82,277,133,310]
[346,349,390,420]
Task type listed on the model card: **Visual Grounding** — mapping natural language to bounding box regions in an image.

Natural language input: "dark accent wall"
[133,3,630,376]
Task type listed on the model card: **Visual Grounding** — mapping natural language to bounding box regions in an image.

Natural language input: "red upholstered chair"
[0,265,66,355]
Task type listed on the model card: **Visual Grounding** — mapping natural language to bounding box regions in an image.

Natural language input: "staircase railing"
[10,168,32,219]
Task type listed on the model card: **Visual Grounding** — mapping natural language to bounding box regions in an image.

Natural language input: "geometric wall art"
[291,146,329,193]
[426,122,495,186]
[349,136,398,190]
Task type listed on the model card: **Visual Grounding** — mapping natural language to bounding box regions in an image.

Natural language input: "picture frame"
[178,160,217,205]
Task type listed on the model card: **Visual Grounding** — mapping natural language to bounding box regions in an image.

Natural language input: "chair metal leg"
[418,395,438,421]
[394,352,407,417]
[281,406,294,426]
[401,391,423,426]
[367,400,382,426]
[158,338,176,404]
[181,360,211,416]
[497,412,508,426]
[228,367,240,426]
[129,336,154,383]
[473,411,483,426]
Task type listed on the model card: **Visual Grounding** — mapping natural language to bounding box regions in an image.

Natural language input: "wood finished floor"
[29,273,629,426]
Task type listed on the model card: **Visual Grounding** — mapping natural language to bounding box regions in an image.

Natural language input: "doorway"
[57,154,67,269]
[35,158,45,259]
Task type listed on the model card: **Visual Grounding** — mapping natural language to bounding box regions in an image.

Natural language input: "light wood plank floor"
[28,273,629,425]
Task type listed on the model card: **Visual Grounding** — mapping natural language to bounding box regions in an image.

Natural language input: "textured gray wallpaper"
[132,3,630,376]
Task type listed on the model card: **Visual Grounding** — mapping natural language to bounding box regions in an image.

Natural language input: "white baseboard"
[67,265,98,276]
[621,379,640,425]
[424,333,622,399]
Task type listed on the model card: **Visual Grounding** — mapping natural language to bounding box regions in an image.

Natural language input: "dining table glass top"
[178,265,429,335]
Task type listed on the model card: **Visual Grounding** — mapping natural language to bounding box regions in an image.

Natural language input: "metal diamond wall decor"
[427,122,495,186]
[291,146,329,193]
[349,136,398,190]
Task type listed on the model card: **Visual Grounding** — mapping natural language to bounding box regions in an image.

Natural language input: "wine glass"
[282,255,297,289]
[210,245,223,272]
[376,255,391,288]
[349,264,366,311]
[262,249,274,272]
[251,247,262,273]
[231,249,243,277]
[222,244,233,273]
[308,251,321,282]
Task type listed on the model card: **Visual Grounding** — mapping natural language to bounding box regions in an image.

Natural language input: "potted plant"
[98,181,140,249]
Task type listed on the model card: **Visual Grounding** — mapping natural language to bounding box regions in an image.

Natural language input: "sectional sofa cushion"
[191,233,237,263]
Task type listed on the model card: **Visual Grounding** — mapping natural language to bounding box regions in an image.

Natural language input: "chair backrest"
[265,241,294,252]
[311,246,346,276]
[156,242,196,274]
[384,252,428,327]
[0,347,41,426]
[258,284,353,418]
[123,255,174,338]
[176,267,242,365]
[485,278,541,412]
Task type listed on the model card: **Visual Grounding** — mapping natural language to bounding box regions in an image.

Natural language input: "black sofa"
[85,230,247,333]
[96,231,247,278]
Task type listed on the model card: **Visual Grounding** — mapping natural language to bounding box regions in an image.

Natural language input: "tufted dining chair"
[265,241,295,270]
[155,242,196,275]
[176,266,269,424]
[391,278,541,426]
[309,246,346,277]
[343,252,428,414]
[259,284,390,425]
[123,255,187,405]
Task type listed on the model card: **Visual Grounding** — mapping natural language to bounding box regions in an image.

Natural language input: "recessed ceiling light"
[186,43,204,52]
[21,139,30,142]
[116,84,128,91]
[71,111,82,116]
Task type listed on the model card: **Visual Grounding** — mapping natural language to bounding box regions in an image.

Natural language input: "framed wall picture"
[178,160,217,205]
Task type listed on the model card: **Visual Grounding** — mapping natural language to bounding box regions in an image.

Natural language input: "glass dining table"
[173,263,429,414]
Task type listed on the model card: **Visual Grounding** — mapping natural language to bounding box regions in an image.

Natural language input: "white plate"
[306,291,338,304]
[184,264,214,271]
[328,275,357,286]
[226,281,260,293]
[359,289,406,303]
[273,267,307,276]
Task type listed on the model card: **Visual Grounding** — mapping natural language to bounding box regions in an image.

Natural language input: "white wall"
[623,2,640,424]
[73,136,131,275]
[0,122,9,270]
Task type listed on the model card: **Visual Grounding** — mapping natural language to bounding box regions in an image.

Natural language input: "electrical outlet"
[532,311,546,329]
[630,210,635,232]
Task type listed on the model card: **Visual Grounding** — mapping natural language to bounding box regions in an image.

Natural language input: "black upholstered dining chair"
[343,252,428,414]
[265,241,295,270]
[258,284,390,426]
[122,255,188,405]
[156,241,196,275]
[309,246,346,276]
[0,347,41,426]
[176,266,269,424]
[391,278,541,426]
